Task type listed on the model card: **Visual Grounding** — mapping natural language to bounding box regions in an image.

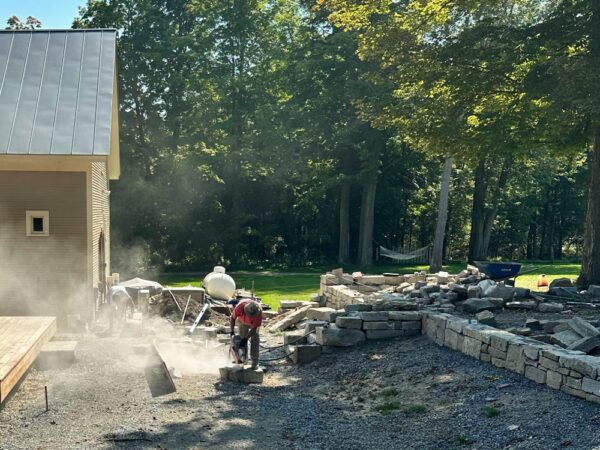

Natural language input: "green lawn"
[158,261,582,310]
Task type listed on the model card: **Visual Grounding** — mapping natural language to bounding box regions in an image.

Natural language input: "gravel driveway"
[1,328,600,450]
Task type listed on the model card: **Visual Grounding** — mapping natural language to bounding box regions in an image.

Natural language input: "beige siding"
[0,171,87,320]
[91,161,110,289]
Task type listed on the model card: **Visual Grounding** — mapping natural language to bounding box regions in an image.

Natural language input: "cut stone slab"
[365,329,405,339]
[552,330,582,348]
[36,340,78,370]
[315,326,365,347]
[467,285,482,299]
[549,278,573,289]
[219,365,264,383]
[461,298,503,314]
[286,344,322,364]
[525,319,542,331]
[588,285,600,298]
[306,307,337,322]
[475,310,497,327]
[359,311,389,321]
[362,321,394,331]
[305,320,327,333]
[344,304,372,313]
[505,301,537,310]
[269,304,312,332]
[538,303,564,313]
[567,336,600,353]
[484,284,515,301]
[388,311,422,321]
[283,330,307,345]
[336,316,362,329]
[568,317,600,338]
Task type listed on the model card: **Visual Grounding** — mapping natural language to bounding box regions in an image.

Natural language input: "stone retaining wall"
[422,312,600,404]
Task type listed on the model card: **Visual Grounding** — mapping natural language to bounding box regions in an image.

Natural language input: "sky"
[0,0,86,29]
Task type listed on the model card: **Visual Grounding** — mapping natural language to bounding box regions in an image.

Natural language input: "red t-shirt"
[232,300,263,328]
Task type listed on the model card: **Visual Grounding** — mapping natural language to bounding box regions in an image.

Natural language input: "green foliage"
[401,403,427,415]
[482,405,501,418]
[374,400,401,415]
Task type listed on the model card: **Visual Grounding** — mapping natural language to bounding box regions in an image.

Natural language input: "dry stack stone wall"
[422,312,600,404]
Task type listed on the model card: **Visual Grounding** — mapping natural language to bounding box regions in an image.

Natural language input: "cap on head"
[244,301,261,317]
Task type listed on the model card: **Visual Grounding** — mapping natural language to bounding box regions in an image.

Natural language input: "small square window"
[26,211,49,237]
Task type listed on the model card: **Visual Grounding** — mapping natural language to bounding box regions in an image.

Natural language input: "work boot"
[251,360,258,370]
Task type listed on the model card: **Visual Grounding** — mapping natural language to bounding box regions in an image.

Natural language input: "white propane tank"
[203,266,236,300]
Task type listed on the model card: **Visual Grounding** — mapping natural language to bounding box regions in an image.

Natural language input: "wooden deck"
[0,317,57,404]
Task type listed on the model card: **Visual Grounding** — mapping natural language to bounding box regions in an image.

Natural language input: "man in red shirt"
[230,299,263,369]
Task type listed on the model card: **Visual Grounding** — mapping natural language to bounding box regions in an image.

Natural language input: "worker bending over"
[230,299,263,369]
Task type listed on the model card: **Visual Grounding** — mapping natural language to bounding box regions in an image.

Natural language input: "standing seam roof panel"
[0,29,117,156]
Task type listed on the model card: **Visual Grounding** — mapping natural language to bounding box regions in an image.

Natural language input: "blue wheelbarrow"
[474,261,522,284]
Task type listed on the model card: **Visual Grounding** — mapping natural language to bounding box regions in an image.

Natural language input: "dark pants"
[237,322,260,363]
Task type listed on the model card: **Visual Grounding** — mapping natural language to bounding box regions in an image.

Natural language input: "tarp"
[119,277,163,293]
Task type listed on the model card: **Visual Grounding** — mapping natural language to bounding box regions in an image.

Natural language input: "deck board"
[0,316,57,404]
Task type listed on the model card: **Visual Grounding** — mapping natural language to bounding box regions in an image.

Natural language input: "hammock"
[379,244,431,262]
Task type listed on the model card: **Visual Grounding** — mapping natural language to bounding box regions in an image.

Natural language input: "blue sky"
[0,0,86,29]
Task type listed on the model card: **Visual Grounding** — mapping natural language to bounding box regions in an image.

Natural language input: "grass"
[158,260,582,310]
[374,400,401,414]
[401,403,427,415]
[482,405,501,418]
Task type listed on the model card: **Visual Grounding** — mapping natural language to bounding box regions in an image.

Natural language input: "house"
[0,29,120,323]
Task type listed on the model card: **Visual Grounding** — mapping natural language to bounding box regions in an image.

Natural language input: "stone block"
[461,298,503,314]
[365,329,405,339]
[286,344,322,364]
[560,385,586,399]
[565,376,582,390]
[360,311,390,321]
[444,329,459,350]
[463,324,493,344]
[305,320,328,333]
[36,341,78,370]
[505,301,537,310]
[315,326,365,347]
[480,353,491,363]
[588,285,600,298]
[489,347,507,360]
[538,303,564,313]
[525,365,546,384]
[344,304,372,313]
[269,305,313,332]
[335,316,362,329]
[280,301,303,309]
[523,345,540,361]
[400,321,422,331]
[483,284,515,301]
[475,310,496,326]
[220,365,264,384]
[467,285,482,299]
[362,321,394,330]
[546,370,563,389]
[552,330,582,348]
[568,317,600,338]
[490,334,511,352]
[567,336,600,353]
[462,336,482,359]
[446,318,468,334]
[506,344,526,374]
[539,356,559,371]
[388,311,422,321]
[306,307,337,322]
[559,355,600,379]
[582,377,600,395]
[491,357,506,368]
[284,330,307,345]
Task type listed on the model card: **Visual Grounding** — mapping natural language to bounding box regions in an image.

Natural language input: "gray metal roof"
[0,29,117,156]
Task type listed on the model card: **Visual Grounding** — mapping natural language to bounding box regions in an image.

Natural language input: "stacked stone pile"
[320,267,566,316]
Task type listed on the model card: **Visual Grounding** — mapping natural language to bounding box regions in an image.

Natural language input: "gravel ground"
[2,326,600,450]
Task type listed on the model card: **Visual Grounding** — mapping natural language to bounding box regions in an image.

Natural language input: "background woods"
[72,1,591,280]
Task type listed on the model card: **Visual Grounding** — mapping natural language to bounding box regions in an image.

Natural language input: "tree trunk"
[468,159,486,262]
[430,157,453,273]
[338,184,351,263]
[481,157,512,256]
[579,126,600,287]
[357,181,377,267]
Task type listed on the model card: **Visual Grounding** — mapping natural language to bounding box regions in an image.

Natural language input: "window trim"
[26,210,50,237]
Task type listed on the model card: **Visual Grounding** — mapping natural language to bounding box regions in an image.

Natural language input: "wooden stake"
[44,386,48,411]
[181,295,192,324]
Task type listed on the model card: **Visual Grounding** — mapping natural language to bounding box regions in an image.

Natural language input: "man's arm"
[230,315,236,335]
